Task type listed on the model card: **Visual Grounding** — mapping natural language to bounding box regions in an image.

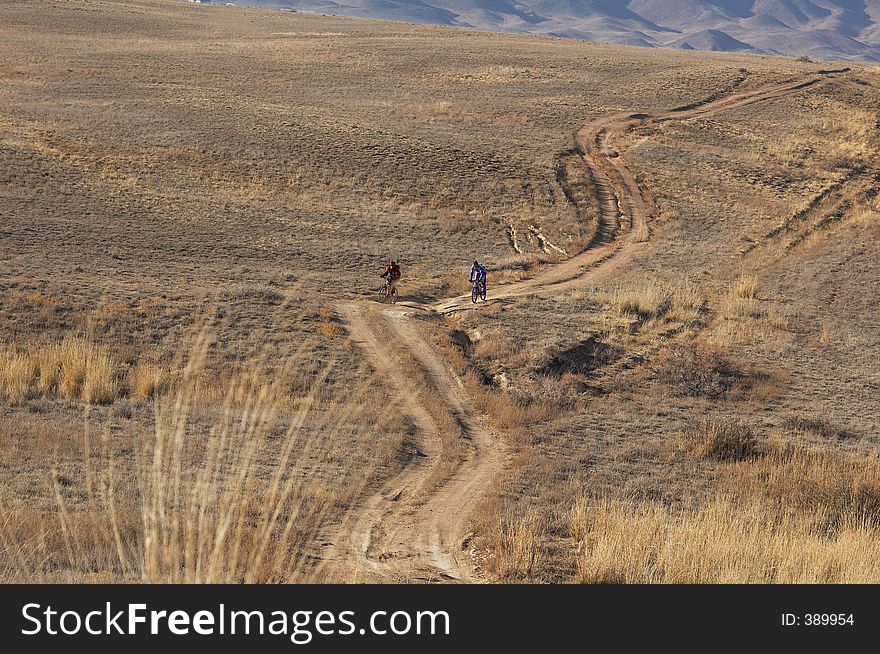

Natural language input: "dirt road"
[320,69,848,583]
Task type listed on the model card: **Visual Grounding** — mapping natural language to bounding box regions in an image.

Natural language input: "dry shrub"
[468,379,554,430]
[573,497,880,583]
[655,341,736,398]
[530,373,580,409]
[319,321,342,339]
[317,308,342,339]
[677,417,757,461]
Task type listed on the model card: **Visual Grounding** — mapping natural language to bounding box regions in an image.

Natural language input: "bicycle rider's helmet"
[473,260,479,266]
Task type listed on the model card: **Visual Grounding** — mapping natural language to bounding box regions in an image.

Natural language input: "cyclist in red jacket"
[380,259,401,297]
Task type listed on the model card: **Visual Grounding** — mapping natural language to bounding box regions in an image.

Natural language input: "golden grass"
[1,352,34,405]
[571,433,880,583]
[732,273,758,299]
[600,279,704,323]
[676,417,757,461]
[728,438,880,526]
[81,350,117,405]
[0,338,117,405]
[491,508,544,580]
[0,338,177,405]
[574,497,880,583]
[128,362,168,401]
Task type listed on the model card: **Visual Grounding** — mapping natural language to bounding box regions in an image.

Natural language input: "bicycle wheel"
[471,285,478,303]
[379,285,388,303]
[390,286,398,304]
[480,284,487,301]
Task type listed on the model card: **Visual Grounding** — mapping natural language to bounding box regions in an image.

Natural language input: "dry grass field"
[1,0,878,582]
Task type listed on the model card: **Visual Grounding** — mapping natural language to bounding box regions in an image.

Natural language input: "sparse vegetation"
[1,0,878,584]
[223,283,284,304]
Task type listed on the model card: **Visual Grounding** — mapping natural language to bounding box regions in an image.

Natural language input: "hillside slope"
[1,0,878,583]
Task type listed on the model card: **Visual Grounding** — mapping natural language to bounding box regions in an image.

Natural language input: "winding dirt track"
[320,69,848,583]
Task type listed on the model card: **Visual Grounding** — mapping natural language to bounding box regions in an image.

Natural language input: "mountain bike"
[379,279,398,304]
[471,278,487,303]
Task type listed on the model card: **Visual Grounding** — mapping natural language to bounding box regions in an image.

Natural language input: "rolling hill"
[233,0,880,60]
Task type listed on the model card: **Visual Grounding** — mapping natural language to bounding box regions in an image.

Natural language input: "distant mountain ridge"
[227,0,880,60]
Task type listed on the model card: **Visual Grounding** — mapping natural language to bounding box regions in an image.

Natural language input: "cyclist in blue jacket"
[469,260,487,295]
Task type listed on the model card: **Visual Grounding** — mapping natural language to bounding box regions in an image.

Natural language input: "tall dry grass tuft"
[492,508,545,580]
[604,282,670,320]
[57,339,90,400]
[600,279,704,323]
[0,351,34,405]
[0,337,118,405]
[719,295,763,321]
[128,362,168,400]
[81,349,117,405]
[676,417,758,462]
[139,328,395,583]
[732,274,758,300]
